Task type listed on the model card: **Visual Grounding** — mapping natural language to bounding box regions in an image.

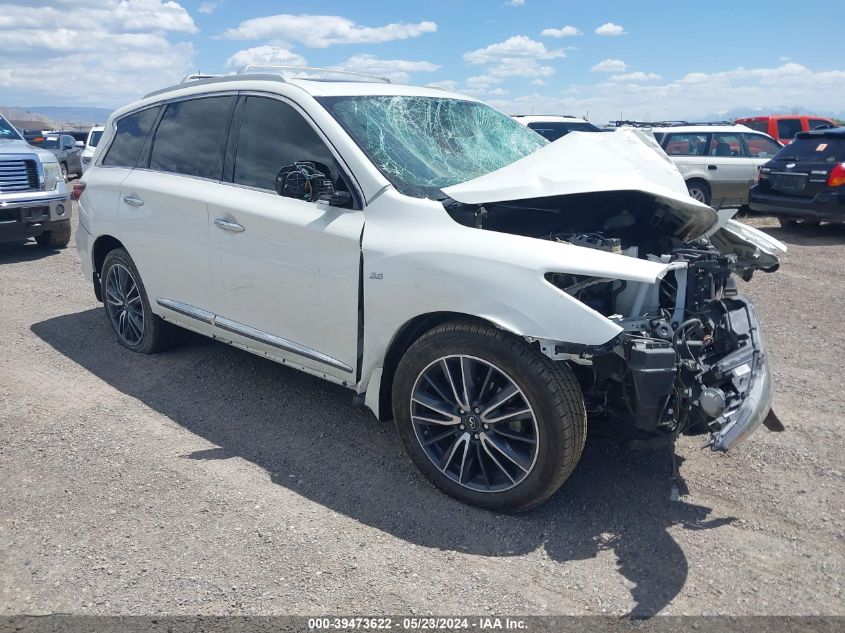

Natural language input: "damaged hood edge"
[443,128,718,234]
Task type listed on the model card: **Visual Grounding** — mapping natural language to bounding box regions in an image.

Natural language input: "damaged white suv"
[76,68,786,512]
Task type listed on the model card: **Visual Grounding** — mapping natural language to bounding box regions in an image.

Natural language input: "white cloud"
[464,35,565,64]
[507,0,526,5]
[462,36,563,92]
[0,0,195,105]
[198,1,217,14]
[591,58,628,73]
[225,45,307,69]
[426,80,458,91]
[611,71,662,82]
[486,63,845,124]
[540,25,581,38]
[221,14,437,48]
[595,22,626,36]
[336,54,439,83]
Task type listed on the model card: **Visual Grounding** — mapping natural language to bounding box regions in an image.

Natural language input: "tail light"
[758,167,770,181]
[70,181,86,200]
[828,163,845,188]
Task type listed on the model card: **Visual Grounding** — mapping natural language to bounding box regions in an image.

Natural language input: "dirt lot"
[0,207,842,617]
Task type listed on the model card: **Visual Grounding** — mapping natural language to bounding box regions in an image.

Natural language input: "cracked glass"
[318,96,547,199]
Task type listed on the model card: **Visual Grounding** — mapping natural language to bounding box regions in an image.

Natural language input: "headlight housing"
[42,160,62,190]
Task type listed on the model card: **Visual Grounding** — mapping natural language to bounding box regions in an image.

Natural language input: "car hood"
[0,138,56,162]
[443,128,717,234]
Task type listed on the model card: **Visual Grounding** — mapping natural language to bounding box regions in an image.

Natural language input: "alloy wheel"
[410,355,539,493]
[688,187,707,202]
[105,263,145,346]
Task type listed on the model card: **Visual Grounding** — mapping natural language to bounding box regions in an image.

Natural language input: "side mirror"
[319,190,352,207]
[74,140,84,148]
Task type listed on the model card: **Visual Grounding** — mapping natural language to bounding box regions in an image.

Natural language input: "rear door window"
[102,106,161,168]
[708,133,744,157]
[149,96,236,180]
[776,118,803,141]
[663,133,708,156]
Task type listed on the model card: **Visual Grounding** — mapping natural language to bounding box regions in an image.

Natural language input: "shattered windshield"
[317,96,547,198]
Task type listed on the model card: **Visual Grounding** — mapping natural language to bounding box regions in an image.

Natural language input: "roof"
[649,123,754,133]
[796,126,845,139]
[736,114,836,121]
[511,115,586,123]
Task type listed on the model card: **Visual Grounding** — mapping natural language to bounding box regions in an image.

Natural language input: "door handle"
[214,218,245,233]
[123,195,144,207]
[708,165,718,170]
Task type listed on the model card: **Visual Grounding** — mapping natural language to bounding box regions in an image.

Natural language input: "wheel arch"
[374,311,498,422]
[91,234,125,302]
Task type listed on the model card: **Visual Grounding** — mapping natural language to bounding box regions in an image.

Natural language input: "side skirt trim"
[156,298,353,374]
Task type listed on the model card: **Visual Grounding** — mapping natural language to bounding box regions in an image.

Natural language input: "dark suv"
[749,127,845,226]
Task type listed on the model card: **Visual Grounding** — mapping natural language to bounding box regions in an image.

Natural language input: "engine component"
[624,338,677,430]
[565,233,622,253]
[699,387,727,418]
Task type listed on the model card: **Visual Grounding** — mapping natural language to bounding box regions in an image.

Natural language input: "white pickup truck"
[0,114,72,248]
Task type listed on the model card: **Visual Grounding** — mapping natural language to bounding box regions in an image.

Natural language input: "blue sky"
[2,0,843,122]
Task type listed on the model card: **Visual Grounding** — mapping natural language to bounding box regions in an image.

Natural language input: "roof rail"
[237,64,392,84]
[180,73,222,84]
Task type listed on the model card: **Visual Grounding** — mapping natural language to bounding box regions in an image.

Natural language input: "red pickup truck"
[736,115,836,144]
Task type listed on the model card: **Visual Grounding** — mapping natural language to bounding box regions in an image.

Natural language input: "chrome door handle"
[123,195,144,207]
[214,218,245,233]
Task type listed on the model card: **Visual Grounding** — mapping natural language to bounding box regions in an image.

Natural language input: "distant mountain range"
[1,105,114,126]
[693,106,845,122]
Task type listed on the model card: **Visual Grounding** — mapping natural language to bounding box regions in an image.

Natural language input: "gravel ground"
[0,208,842,617]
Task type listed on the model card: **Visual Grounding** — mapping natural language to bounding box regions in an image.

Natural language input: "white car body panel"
[208,183,364,381]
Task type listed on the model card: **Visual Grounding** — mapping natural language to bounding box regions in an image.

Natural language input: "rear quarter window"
[102,107,161,168]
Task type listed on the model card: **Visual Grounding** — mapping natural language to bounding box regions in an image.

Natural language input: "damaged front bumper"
[707,298,775,452]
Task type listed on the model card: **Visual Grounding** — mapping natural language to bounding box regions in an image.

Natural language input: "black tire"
[778,218,798,227]
[60,162,68,180]
[392,321,587,512]
[100,248,178,354]
[686,180,711,206]
[34,219,71,249]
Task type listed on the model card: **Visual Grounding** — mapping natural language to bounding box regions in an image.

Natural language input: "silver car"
[651,123,782,208]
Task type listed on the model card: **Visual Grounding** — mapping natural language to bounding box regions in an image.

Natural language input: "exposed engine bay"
[444,190,783,452]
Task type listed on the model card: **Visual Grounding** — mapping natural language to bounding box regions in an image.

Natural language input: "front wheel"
[392,321,586,512]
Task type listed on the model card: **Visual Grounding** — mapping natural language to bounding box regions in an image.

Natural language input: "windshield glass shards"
[318,95,547,198]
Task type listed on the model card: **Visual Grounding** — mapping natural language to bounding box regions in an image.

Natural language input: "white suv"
[80,125,104,173]
[76,67,786,511]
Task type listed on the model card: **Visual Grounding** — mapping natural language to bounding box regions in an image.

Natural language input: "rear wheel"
[686,180,711,206]
[392,321,586,512]
[778,218,798,227]
[101,248,177,354]
[34,219,71,248]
